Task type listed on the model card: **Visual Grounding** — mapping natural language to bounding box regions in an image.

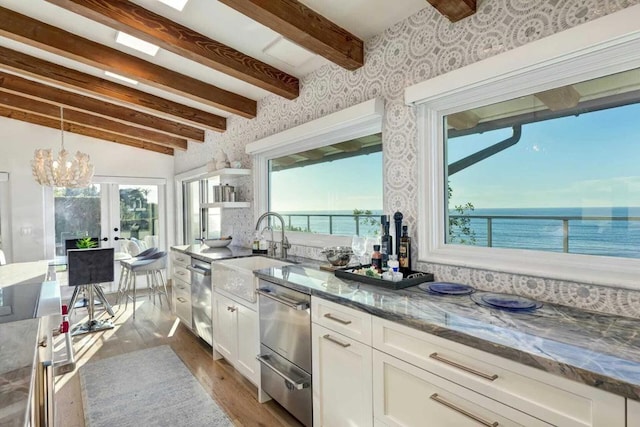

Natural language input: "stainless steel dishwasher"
[188,258,213,346]
[256,279,312,427]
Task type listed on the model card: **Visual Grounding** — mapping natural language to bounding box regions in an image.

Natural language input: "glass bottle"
[399,225,411,274]
[371,244,382,272]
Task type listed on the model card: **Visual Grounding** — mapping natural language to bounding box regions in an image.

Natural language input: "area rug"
[79,345,232,427]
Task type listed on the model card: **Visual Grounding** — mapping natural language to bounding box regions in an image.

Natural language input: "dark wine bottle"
[399,225,411,275]
[380,216,392,268]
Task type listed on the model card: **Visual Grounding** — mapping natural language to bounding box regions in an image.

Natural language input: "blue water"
[279,210,383,237]
[451,207,640,258]
[279,207,640,259]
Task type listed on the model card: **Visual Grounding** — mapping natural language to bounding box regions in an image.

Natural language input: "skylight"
[104,71,139,85]
[115,32,160,56]
[157,0,189,11]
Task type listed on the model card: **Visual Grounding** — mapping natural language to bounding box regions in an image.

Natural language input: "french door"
[54,177,166,292]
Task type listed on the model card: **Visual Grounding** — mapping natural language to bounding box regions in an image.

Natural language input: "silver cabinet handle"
[430,393,499,427]
[176,297,187,303]
[176,257,187,262]
[187,265,211,276]
[429,353,498,381]
[256,354,310,390]
[176,270,186,276]
[323,334,351,348]
[323,313,352,325]
[227,306,236,312]
[257,289,309,310]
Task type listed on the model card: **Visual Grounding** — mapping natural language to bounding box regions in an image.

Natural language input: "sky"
[447,103,640,209]
[270,151,383,212]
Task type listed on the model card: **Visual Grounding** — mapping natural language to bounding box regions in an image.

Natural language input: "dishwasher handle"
[187,264,211,276]
[257,289,309,310]
[256,354,310,390]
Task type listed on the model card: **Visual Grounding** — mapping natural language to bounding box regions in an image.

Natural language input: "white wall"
[0,116,175,263]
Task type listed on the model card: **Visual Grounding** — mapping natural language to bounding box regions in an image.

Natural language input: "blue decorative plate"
[470,292,543,311]
[481,293,536,309]
[418,282,475,295]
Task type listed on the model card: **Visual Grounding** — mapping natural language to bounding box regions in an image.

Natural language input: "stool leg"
[132,271,137,319]
[159,270,169,306]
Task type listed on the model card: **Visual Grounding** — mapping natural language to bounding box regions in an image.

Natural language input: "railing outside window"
[449,214,640,258]
[273,213,381,236]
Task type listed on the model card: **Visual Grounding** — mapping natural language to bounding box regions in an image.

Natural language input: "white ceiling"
[0,0,427,120]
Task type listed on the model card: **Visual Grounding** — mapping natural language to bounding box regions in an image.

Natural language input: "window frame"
[246,98,384,247]
[406,5,640,289]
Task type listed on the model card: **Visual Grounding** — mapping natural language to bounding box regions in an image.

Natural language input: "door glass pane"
[54,185,101,256]
[183,180,202,244]
[119,185,159,248]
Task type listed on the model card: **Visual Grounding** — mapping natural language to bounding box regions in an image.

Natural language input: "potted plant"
[75,237,98,249]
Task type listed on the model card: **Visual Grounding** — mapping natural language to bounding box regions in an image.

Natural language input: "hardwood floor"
[54,287,303,427]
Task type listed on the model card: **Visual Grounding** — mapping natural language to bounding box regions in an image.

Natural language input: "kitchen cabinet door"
[372,350,551,427]
[213,292,236,362]
[629,399,640,427]
[312,323,373,427]
[212,291,260,386]
[235,302,259,385]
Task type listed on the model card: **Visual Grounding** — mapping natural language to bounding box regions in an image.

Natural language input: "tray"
[334,265,434,290]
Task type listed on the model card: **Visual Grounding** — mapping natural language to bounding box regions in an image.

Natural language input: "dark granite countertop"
[254,263,640,401]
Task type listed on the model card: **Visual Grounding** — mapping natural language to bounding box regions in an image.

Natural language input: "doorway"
[54,178,166,292]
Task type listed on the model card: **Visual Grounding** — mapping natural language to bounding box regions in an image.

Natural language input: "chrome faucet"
[255,212,291,259]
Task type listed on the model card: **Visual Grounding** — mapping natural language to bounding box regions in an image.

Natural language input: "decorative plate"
[471,292,543,311]
[418,282,475,295]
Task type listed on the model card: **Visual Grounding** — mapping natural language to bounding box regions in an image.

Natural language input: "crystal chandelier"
[31,107,94,188]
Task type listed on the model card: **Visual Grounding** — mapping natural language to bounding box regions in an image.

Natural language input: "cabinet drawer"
[312,297,372,345]
[172,265,191,283]
[171,251,190,268]
[173,279,192,328]
[373,317,624,427]
[373,349,551,427]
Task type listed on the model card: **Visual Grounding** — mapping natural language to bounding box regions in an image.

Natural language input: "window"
[406,6,640,289]
[445,69,640,259]
[269,133,382,236]
[247,98,384,246]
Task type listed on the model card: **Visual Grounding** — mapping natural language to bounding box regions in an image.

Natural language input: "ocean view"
[279,207,640,259]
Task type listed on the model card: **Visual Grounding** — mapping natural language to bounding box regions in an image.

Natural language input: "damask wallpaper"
[175,0,640,318]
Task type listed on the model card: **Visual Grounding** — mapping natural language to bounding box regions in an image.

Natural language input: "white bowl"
[203,238,232,248]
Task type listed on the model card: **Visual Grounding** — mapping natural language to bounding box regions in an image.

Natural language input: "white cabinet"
[212,290,259,385]
[629,399,640,427]
[312,323,373,427]
[311,297,373,427]
[170,251,191,328]
[373,350,550,427]
[372,317,625,427]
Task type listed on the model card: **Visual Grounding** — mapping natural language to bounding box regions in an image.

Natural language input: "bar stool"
[121,251,168,319]
[115,247,159,305]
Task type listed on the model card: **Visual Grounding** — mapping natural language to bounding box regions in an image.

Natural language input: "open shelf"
[201,202,250,209]
[203,168,250,179]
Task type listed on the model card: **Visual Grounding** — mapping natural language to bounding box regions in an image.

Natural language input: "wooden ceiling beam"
[0,90,187,149]
[0,105,173,155]
[45,0,300,100]
[0,6,257,118]
[426,0,476,23]
[218,0,364,70]
[0,46,225,132]
[0,71,204,141]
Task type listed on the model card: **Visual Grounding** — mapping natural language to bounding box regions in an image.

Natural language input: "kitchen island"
[0,261,61,427]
